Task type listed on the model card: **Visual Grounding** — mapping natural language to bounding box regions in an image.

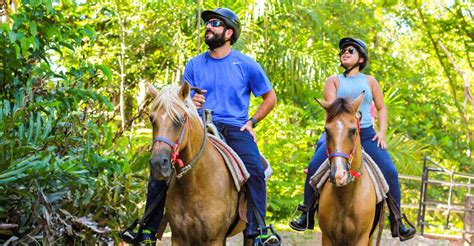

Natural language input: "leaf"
[27,113,34,142]
[42,115,53,139]
[95,65,112,82]
[45,0,53,14]
[29,22,37,37]
[8,31,17,43]
[35,112,42,142]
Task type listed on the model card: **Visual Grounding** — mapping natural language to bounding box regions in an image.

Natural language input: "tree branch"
[438,41,473,107]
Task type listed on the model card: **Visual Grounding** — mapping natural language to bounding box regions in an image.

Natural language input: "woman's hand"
[372,131,387,149]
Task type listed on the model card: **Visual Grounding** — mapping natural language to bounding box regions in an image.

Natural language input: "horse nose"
[334,169,347,186]
[149,153,173,180]
[332,159,349,187]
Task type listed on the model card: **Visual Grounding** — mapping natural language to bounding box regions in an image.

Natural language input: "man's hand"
[192,89,207,108]
[240,121,257,142]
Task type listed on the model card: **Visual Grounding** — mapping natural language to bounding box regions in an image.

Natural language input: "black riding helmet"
[201,8,241,45]
[339,37,369,71]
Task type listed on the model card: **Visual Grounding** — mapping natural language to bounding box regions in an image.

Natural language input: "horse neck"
[180,115,206,166]
[175,116,215,186]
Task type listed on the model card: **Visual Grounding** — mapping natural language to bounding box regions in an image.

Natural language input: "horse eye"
[349,128,357,135]
[175,116,185,127]
[149,113,155,123]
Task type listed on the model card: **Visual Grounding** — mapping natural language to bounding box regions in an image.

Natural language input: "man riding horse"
[138,7,279,245]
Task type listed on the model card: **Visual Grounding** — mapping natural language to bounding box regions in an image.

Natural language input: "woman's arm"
[323,76,339,103]
[369,75,388,149]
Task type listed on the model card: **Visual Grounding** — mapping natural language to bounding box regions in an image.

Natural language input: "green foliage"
[1,0,472,243]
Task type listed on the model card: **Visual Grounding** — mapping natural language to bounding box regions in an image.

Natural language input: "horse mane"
[326,98,354,122]
[151,85,200,124]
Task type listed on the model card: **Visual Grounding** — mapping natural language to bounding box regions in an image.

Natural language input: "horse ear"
[179,81,191,100]
[314,97,331,111]
[147,82,158,98]
[352,91,365,113]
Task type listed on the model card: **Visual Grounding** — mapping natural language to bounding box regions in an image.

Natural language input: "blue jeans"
[144,122,267,237]
[303,127,401,207]
[214,122,267,237]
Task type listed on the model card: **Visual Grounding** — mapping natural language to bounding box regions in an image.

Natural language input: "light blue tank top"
[336,73,373,128]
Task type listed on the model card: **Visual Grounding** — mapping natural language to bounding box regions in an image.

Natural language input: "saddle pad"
[309,150,389,203]
[209,135,250,192]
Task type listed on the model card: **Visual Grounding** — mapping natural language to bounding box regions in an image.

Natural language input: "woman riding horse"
[289,37,416,242]
[316,93,376,245]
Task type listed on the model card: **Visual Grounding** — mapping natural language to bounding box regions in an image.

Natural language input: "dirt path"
[157,230,460,245]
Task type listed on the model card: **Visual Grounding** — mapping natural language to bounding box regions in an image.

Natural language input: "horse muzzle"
[330,159,351,187]
[150,152,174,181]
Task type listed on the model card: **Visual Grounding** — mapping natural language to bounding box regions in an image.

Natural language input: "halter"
[326,117,363,180]
[153,114,189,169]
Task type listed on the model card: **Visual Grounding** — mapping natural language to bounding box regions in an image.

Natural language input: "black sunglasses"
[205,20,225,27]
[339,47,357,56]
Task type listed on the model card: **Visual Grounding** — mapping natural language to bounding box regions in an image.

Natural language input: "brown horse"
[316,93,377,246]
[147,82,247,245]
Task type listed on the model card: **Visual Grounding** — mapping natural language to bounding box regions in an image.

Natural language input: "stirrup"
[289,204,307,220]
[401,213,416,230]
[120,219,143,244]
[253,224,282,246]
[399,214,416,241]
[289,204,309,231]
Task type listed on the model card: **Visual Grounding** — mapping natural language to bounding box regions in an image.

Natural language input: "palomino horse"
[316,93,377,246]
[147,82,247,245]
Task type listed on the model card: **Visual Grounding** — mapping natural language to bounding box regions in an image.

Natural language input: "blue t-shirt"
[183,50,272,127]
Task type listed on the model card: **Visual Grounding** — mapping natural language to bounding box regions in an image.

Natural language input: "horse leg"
[354,237,370,246]
[321,233,333,246]
[368,234,374,246]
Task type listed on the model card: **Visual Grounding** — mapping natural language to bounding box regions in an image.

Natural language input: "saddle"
[309,150,390,203]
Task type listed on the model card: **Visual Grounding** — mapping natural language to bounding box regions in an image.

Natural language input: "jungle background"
[0,0,472,244]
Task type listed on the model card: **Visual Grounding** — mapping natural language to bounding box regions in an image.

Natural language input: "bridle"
[326,117,363,181]
[152,87,207,179]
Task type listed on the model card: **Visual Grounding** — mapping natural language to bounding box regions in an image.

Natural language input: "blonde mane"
[150,85,200,124]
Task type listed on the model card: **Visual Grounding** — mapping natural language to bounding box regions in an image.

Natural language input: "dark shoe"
[289,212,308,231]
[289,204,314,231]
[389,214,416,241]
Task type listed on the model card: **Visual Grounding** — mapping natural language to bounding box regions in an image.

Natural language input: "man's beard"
[204,30,227,50]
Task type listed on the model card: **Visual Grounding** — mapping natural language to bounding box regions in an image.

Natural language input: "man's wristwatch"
[248,117,258,128]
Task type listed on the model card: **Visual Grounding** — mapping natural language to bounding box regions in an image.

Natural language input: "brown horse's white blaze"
[332,120,349,186]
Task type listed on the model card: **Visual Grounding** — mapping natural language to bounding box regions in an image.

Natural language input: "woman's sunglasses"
[339,47,357,56]
[205,20,225,27]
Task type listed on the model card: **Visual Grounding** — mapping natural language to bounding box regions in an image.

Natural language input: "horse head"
[315,92,364,187]
[147,82,199,181]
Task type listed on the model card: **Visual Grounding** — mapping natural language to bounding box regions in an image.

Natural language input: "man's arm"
[250,89,277,123]
[240,89,277,142]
